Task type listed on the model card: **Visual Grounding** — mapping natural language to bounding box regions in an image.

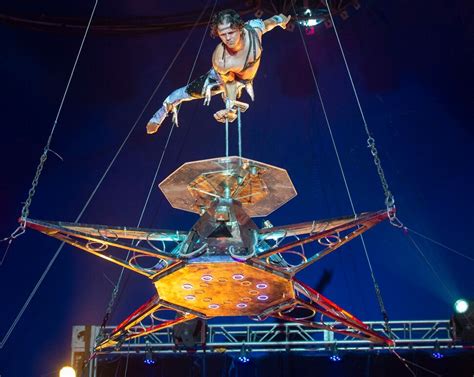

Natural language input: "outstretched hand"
[278,14,291,29]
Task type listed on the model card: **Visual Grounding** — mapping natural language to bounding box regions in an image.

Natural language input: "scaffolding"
[72,319,460,376]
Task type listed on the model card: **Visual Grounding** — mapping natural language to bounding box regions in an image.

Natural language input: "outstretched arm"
[263,14,291,33]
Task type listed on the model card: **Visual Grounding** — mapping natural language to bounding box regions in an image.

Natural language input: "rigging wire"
[1,0,211,352]
[0,0,99,349]
[92,1,219,373]
[321,3,472,371]
[325,0,395,329]
[323,0,402,228]
[391,349,442,377]
[406,227,473,262]
[0,0,99,265]
[291,1,391,332]
[405,232,473,327]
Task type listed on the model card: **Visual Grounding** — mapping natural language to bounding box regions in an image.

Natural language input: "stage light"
[144,341,155,365]
[237,343,250,363]
[299,19,323,27]
[454,299,469,314]
[59,366,76,377]
[451,299,474,344]
[173,318,206,348]
[329,344,341,362]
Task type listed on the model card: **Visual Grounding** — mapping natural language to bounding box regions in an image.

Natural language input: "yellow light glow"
[59,366,76,377]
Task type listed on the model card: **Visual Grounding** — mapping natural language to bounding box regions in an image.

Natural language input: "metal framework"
[71,319,459,376]
[0,0,359,34]
[98,319,456,352]
[25,156,396,353]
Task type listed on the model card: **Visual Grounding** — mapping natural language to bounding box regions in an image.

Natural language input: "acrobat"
[146,9,290,134]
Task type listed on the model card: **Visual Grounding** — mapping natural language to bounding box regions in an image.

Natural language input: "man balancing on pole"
[146,9,291,134]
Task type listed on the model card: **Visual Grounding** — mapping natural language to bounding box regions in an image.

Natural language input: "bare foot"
[146,122,160,134]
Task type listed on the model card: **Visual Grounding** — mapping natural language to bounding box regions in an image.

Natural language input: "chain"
[97,282,121,340]
[4,0,99,248]
[21,142,52,222]
[366,136,403,228]
[1,141,52,254]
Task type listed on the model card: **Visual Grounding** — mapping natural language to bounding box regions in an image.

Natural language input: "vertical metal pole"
[238,107,242,157]
[225,118,229,157]
[225,99,230,157]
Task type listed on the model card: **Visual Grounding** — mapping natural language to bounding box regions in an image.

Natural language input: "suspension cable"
[405,230,473,328]
[321,6,471,376]
[320,0,472,337]
[96,0,218,350]
[292,2,391,333]
[406,227,474,262]
[391,349,442,377]
[1,0,213,351]
[0,0,99,264]
[0,0,99,349]
[324,0,402,228]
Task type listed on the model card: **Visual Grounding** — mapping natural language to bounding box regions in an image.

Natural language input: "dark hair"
[210,9,244,38]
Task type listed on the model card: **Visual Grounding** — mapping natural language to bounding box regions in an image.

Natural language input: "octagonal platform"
[155,262,294,317]
[159,156,297,217]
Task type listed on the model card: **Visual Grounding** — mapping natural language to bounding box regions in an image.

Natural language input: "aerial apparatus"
[25,153,394,350]
[17,2,398,355]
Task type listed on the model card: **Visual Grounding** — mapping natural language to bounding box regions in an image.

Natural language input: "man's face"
[217,21,242,49]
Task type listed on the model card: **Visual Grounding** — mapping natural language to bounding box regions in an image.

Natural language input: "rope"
[323,0,402,228]
[96,0,218,342]
[292,1,391,335]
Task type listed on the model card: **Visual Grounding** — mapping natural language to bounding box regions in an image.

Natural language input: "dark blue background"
[0,1,473,375]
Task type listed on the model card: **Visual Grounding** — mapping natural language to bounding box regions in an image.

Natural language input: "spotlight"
[432,341,444,359]
[173,318,206,349]
[451,299,474,344]
[329,354,341,362]
[454,299,469,314]
[237,343,250,363]
[59,367,76,377]
[144,341,155,365]
[329,343,341,362]
[298,18,324,28]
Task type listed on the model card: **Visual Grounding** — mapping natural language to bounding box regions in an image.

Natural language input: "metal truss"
[86,319,456,355]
